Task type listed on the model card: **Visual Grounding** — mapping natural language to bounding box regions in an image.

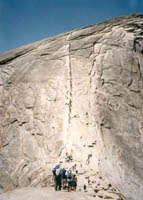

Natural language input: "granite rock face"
[0,14,143,200]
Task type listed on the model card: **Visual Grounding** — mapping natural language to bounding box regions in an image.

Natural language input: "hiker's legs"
[74,185,77,191]
[62,178,67,189]
[64,178,67,189]
[56,175,61,190]
[55,181,58,191]
[58,178,61,190]
[55,176,58,191]
[68,181,72,192]
[59,181,61,190]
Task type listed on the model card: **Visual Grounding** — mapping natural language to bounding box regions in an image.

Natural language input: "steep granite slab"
[0,14,143,200]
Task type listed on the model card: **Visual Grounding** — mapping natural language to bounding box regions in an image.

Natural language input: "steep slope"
[0,14,143,200]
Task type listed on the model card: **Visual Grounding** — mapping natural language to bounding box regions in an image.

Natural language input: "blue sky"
[0,0,143,53]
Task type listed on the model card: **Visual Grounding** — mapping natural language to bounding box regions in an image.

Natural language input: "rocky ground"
[0,182,126,200]
[0,159,126,200]
[0,187,96,200]
[60,159,127,200]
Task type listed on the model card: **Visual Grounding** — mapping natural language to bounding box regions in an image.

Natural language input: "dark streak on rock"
[68,35,73,124]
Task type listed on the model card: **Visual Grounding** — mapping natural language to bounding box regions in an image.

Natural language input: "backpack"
[55,164,60,169]
[60,168,66,178]
[67,170,72,182]
[56,168,61,176]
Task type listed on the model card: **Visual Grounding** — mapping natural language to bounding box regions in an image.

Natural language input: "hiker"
[86,154,92,165]
[72,174,77,191]
[69,154,73,162]
[60,167,67,189]
[65,152,73,162]
[71,164,77,172]
[66,169,73,192]
[88,177,91,185]
[65,152,69,162]
[52,163,62,191]
[54,167,62,191]
[83,184,87,192]
[52,163,60,178]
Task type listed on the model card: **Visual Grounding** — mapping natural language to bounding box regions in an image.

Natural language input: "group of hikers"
[52,163,77,192]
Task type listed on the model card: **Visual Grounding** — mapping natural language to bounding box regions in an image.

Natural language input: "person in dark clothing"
[66,170,73,192]
[84,184,87,192]
[55,172,62,191]
[60,168,67,189]
[72,174,77,191]
[52,165,62,191]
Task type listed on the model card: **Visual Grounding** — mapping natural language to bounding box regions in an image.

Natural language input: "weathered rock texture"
[0,14,143,200]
